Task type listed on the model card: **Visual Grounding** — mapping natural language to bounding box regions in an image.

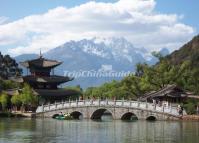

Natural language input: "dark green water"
[0,118,199,143]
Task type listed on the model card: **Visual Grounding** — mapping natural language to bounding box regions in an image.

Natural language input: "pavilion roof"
[20,56,62,68]
[139,84,187,101]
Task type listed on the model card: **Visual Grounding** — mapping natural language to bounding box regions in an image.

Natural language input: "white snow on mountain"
[60,37,154,63]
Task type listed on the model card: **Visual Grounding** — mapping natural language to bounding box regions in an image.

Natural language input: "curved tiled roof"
[33,89,80,97]
[14,75,73,84]
[139,84,187,101]
[20,57,62,68]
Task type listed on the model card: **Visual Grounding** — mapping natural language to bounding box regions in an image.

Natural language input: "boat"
[55,113,73,120]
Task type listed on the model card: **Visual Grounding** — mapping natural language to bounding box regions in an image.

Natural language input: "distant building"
[139,84,188,104]
[14,55,80,104]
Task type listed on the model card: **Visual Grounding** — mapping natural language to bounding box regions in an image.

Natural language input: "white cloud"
[0,0,195,56]
[0,16,9,25]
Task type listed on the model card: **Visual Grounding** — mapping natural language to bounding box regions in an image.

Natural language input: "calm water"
[0,118,199,143]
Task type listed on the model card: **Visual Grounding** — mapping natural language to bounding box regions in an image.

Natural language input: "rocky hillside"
[0,52,22,79]
[165,35,199,67]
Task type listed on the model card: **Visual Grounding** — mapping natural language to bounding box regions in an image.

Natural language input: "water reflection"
[0,118,199,143]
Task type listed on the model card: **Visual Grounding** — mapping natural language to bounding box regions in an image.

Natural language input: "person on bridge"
[59,112,63,116]
[177,105,183,116]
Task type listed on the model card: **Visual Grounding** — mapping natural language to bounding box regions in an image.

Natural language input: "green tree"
[84,87,95,98]
[151,51,164,60]
[0,93,9,111]
[20,84,38,111]
[140,59,185,89]
[122,68,153,98]
[83,52,199,105]
[11,92,22,109]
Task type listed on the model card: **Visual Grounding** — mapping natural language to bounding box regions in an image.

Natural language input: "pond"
[0,118,199,143]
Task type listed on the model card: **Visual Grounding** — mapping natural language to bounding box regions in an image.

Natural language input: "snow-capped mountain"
[15,37,161,88]
[52,37,154,64]
[92,37,147,62]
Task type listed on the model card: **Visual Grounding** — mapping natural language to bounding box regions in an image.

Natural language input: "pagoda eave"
[33,89,80,97]
[14,75,74,84]
[20,58,63,69]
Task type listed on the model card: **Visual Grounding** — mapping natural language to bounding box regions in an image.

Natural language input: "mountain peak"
[55,37,151,63]
[92,36,128,44]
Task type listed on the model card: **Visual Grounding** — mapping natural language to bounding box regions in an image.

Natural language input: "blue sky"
[0,0,198,56]
[156,0,199,31]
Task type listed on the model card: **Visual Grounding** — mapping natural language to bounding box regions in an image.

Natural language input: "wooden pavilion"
[139,84,188,104]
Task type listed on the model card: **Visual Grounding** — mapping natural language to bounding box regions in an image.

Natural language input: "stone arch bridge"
[36,100,182,120]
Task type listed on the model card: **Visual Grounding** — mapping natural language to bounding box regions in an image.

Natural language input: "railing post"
[145,100,148,109]
[162,105,164,112]
[90,99,93,105]
[55,101,57,109]
[114,99,116,106]
[42,104,44,112]
[106,98,108,105]
[62,100,64,108]
[98,98,100,106]
[69,99,71,106]
[48,103,50,111]
[137,101,140,108]
[84,100,86,105]
[76,98,78,107]
[130,101,132,107]
[122,98,124,106]
[170,105,172,113]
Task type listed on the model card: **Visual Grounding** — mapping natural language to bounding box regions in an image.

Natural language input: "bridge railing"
[36,99,180,116]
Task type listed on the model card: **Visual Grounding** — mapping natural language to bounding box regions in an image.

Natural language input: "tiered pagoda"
[15,55,79,104]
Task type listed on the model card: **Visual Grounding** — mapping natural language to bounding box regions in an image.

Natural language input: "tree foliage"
[11,92,22,106]
[0,84,38,111]
[20,84,38,107]
[84,55,199,100]
[0,92,9,111]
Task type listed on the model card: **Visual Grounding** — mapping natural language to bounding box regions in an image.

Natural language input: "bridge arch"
[70,111,83,120]
[91,108,113,120]
[121,112,138,121]
[52,114,59,119]
[146,115,157,121]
